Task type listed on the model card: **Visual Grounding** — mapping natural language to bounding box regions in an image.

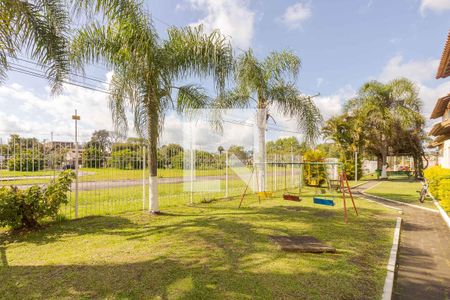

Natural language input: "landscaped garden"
[0,192,397,299]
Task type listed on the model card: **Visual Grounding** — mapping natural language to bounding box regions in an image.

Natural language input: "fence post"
[291,147,294,187]
[225,150,229,198]
[274,154,277,191]
[72,110,80,218]
[142,145,146,210]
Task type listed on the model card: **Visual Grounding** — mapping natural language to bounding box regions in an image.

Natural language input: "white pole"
[72,110,80,218]
[225,150,229,198]
[291,146,294,187]
[355,151,358,183]
[142,145,146,210]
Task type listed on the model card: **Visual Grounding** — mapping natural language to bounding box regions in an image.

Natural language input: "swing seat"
[283,194,301,202]
[256,191,273,199]
[313,197,335,206]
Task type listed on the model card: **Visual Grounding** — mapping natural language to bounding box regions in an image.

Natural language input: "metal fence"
[0,133,306,219]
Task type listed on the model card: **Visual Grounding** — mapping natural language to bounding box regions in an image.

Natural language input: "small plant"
[0,170,75,229]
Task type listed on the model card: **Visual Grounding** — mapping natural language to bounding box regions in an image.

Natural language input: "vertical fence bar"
[142,145,146,210]
[72,110,80,218]
[225,150,229,198]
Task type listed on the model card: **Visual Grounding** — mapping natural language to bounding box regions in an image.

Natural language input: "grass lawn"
[364,179,437,210]
[0,192,397,299]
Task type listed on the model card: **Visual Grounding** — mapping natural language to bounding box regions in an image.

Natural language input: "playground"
[0,188,396,299]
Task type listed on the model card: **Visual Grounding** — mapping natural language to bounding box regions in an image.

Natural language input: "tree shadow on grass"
[0,203,400,299]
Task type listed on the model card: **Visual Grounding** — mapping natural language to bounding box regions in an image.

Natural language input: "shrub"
[0,171,75,229]
[438,179,450,213]
[424,166,450,199]
[303,149,327,186]
[109,149,143,170]
[82,146,106,168]
[8,150,44,171]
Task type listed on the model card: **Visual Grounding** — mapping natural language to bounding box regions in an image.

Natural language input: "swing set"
[238,161,358,223]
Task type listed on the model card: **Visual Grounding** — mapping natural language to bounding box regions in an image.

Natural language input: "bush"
[303,149,327,186]
[423,166,450,199]
[109,149,143,170]
[438,178,450,212]
[0,171,75,229]
[8,150,44,171]
[82,146,106,168]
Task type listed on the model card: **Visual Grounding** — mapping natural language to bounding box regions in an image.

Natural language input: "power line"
[10,56,110,85]
[9,65,111,94]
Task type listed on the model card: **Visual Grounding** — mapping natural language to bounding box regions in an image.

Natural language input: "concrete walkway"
[354,181,450,300]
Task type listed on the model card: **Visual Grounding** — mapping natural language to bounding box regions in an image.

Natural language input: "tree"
[216,50,322,191]
[86,130,112,152]
[345,78,424,179]
[0,0,70,92]
[322,114,364,180]
[228,145,248,162]
[71,2,233,213]
[217,146,224,155]
[158,144,183,168]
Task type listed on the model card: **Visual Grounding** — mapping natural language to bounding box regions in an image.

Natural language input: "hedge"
[424,166,450,213]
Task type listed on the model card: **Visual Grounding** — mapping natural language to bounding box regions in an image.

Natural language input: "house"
[429,31,450,168]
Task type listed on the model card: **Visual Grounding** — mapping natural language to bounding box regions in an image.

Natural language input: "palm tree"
[345,78,424,179]
[71,1,233,213]
[322,114,365,179]
[216,49,322,191]
[0,0,70,93]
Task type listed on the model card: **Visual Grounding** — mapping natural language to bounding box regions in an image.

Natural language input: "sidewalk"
[354,181,450,300]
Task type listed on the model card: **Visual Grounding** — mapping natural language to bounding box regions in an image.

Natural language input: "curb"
[350,181,369,189]
[362,192,439,213]
[382,217,402,300]
[359,192,403,212]
[427,192,450,229]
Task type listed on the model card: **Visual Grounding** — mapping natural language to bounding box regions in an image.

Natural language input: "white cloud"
[379,55,439,83]
[420,0,450,14]
[183,0,255,49]
[0,80,113,142]
[313,85,356,121]
[281,2,312,29]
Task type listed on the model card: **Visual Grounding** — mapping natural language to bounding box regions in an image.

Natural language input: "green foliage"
[266,137,307,156]
[424,166,450,199]
[8,149,44,171]
[82,147,105,168]
[110,149,143,170]
[1,0,70,92]
[158,144,184,168]
[228,145,248,162]
[302,149,326,186]
[0,171,75,229]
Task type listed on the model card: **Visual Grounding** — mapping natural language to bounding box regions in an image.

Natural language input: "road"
[354,181,450,300]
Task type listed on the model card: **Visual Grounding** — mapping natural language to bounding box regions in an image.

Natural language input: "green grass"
[0,192,397,299]
[364,179,437,210]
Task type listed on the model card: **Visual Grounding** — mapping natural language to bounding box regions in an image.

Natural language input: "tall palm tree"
[0,0,70,93]
[71,1,233,213]
[345,78,424,179]
[216,49,322,191]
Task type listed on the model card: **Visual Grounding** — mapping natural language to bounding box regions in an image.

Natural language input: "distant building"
[429,31,450,168]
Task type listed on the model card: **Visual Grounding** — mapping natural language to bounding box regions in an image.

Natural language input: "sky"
[1,0,450,148]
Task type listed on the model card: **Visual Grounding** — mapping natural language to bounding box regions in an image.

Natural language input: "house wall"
[442,139,450,169]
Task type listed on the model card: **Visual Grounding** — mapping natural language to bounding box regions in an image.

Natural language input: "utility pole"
[355,151,358,183]
[72,110,80,218]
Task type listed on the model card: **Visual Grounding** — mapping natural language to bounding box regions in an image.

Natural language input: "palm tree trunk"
[148,113,159,214]
[256,108,267,192]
